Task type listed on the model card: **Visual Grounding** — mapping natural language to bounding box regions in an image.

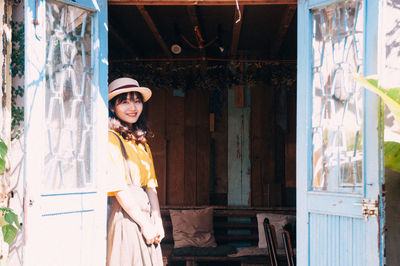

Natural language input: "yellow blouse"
[107,130,158,196]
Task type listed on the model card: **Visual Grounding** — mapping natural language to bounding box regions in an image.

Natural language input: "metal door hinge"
[353,199,378,221]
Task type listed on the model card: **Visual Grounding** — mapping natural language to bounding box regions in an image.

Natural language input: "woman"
[107,77,164,266]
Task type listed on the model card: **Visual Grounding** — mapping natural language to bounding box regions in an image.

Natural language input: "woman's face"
[112,92,143,126]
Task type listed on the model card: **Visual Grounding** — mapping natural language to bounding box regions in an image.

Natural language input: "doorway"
[107,1,298,208]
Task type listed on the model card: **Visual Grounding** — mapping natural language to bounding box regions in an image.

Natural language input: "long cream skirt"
[107,186,163,266]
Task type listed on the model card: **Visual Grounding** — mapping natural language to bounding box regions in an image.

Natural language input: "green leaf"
[387,87,400,102]
[0,214,8,227]
[353,73,400,125]
[367,78,378,88]
[2,225,17,245]
[384,141,400,173]
[4,211,20,230]
[0,139,7,157]
[0,158,5,174]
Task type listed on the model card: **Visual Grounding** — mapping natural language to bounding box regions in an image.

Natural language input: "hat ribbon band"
[112,84,139,93]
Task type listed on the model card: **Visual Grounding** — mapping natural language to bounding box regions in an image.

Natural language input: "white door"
[23,0,108,264]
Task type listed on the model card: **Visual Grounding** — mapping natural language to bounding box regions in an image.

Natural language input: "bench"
[160,206,295,266]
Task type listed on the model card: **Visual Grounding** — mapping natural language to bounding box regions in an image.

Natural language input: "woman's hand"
[152,215,165,244]
[141,223,158,245]
[146,187,165,244]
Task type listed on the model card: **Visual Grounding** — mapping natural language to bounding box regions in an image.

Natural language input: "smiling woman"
[108,78,153,142]
[107,77,164,266]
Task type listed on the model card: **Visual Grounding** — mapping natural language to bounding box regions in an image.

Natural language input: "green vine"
[10,21,24,140]
[0,208,21,245]
[0,138,21,246]
[0,138,6,175]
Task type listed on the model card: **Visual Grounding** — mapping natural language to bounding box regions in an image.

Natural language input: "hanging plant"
[109,61,296,117]
[109,61,296,91]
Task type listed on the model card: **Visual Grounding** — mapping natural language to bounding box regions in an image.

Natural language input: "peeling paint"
[236,135,241,158]
[228,86,250,206]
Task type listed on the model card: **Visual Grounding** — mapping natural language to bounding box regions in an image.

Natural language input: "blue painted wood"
[228,85,251,206]
[297,0,383,265]
[309,213,365,266]
[364,0,384,264]
[307,193,364,217]
[57,0,100,11]
[296,0,312,264]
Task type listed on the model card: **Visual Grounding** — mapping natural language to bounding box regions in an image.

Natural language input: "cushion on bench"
[169,207,217,248]
[256,213,296,250]
[228,246,269,257]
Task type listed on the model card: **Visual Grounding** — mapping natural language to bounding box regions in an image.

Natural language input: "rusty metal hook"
[32,0,39,25]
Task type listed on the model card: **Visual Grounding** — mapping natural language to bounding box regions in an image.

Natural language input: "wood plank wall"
[284,89,297,205]
[250,84,297,207]
[210,88,228,205]
[147,87,211,206]
[147,83,296,207]
[250,84,282,206]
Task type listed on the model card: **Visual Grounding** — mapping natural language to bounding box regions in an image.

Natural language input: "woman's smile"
[126,112,138,117]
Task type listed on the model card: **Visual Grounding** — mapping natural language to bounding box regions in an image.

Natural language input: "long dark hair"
[109,91,153,143]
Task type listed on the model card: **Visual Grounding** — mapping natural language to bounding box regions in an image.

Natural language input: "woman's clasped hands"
[141,217,164,245]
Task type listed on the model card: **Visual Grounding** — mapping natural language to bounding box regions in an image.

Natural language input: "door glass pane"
[44,0,94,190]
[311,1,364,193]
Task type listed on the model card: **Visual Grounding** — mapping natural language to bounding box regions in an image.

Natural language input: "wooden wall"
[147,87,212,206]
[147,83,296,207]
[250,84,297,207]
[250,84,279,207]
[285,89,297,206]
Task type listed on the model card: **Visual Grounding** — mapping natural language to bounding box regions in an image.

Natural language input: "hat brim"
[108,86,152,102]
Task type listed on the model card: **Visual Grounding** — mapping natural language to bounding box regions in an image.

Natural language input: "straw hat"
[108,77,152,102]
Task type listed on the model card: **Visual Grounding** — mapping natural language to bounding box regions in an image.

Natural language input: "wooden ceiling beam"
[269,5,296,58]
[109,0,297,6]
[187,5,201,34]
[109,23,137,57]
[136,5,173,58]
[186,5,206,54]
[230,5,244,57]
[186,5,208,72]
